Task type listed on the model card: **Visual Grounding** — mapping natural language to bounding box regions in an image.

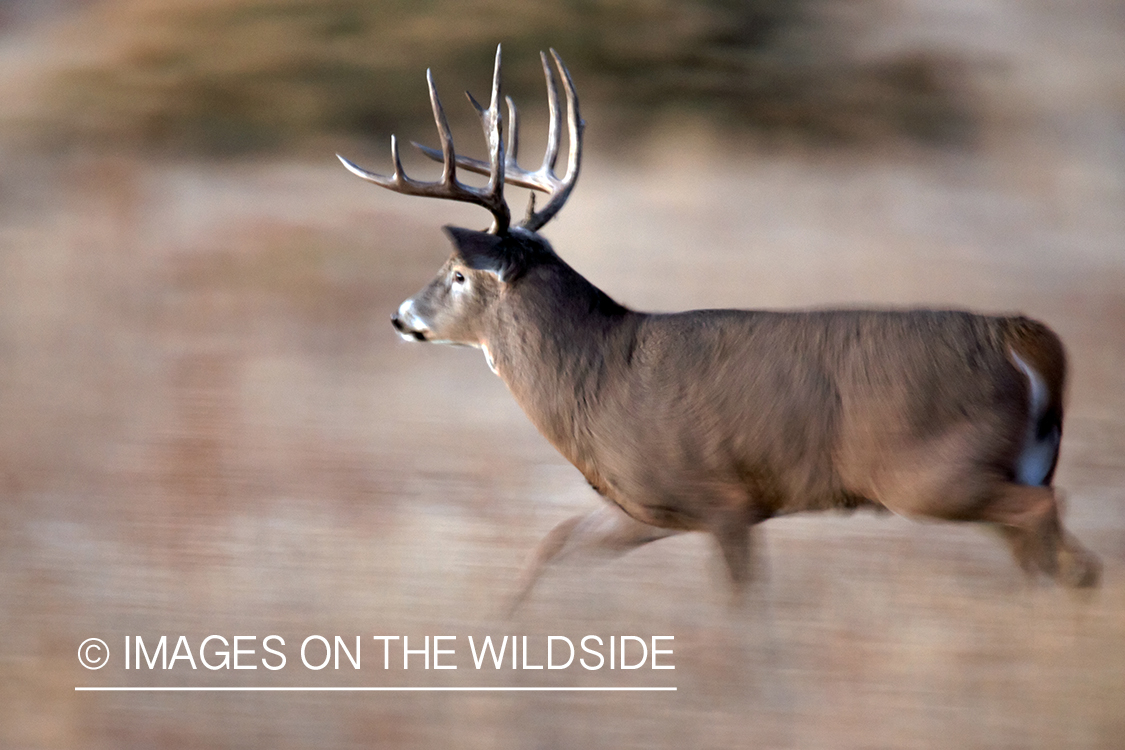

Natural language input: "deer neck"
[483,264,637,471]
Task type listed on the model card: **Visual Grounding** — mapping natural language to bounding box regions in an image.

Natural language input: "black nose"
[391,313,404,332]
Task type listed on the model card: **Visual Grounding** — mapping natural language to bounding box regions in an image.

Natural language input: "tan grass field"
[1,137,1123,748]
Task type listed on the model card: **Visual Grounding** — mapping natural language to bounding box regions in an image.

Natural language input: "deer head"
[337,46,584,349]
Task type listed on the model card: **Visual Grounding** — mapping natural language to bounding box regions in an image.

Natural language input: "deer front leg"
[508,504,679,613]
[709,503,767,606]
[713,523,752,591]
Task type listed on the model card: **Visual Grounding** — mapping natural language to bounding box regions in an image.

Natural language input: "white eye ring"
[452,270,466,285]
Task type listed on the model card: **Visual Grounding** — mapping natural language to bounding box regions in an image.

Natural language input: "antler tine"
[540,50,561,173]
[553,48,583,185]
[390,134,408,182]
[483,44,506,199]
[337,48,511,234]
[426,68,456,183]
[505,95,519,165]
[519,49,584,232]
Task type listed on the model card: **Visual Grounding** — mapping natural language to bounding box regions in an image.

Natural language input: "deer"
[338,46,1101,609]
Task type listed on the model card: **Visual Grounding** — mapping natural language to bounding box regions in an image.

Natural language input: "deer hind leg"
[865,425,1098,588]
[507,504,680,613]
[981,483,1100,588]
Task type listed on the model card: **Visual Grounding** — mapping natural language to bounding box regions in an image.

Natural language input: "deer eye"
[452,270,465,285]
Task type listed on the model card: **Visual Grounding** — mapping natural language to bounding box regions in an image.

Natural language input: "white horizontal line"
[75,686,676,692]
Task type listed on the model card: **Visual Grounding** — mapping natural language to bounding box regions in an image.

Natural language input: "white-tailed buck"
[339,46,1100,606]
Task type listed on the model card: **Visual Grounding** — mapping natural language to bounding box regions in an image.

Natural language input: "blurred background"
[1,0,1124,748]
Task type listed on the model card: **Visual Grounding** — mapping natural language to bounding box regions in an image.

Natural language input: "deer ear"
[443,226,523,282]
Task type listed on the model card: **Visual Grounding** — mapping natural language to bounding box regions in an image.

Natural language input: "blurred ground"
[2,1,1125,749]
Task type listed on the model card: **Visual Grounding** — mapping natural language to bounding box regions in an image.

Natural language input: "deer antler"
[337,45,510,234]
[413,49,584,233]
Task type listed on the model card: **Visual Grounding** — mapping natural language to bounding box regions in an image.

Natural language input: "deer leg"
[713,524,752,592]
[979,483,1100,588]
[993,525,1040,578]
[709,502,765,605]
[871,441,1099,589]
[507,504,679,613]
[1057,531,1101,588]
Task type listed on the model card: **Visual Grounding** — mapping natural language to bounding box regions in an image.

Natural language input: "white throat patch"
[482,343,499,376]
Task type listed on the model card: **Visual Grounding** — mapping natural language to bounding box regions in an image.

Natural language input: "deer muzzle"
[392,300,430,342]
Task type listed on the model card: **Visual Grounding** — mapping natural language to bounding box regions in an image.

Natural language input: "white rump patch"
[1010,349,1059,486]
